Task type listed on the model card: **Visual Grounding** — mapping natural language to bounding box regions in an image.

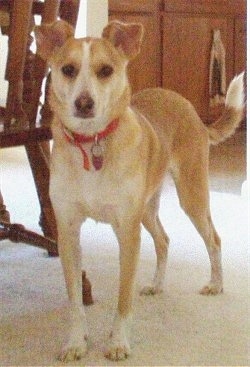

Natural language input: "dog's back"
[132,74,244,173]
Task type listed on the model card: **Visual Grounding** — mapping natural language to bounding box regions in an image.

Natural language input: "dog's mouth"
[74,109,95,119]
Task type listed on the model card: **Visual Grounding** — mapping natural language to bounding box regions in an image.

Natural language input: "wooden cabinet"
[109,0,246,124]
[109,0,162,93]
[162,15,232,123]
[162,1,246,123]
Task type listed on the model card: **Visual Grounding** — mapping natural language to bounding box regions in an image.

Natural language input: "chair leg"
[82,271,94,305]
[0,221,58,255]
[25,141,57,242]
[0,191,10,223]
[0,190,58,255]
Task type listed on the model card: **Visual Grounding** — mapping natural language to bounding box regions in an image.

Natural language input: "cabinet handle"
[209,29,226,107]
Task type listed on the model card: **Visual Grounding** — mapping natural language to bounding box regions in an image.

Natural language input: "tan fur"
[35,20,244,362]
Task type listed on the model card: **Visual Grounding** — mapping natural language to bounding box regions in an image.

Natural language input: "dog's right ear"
[35,20,74,61]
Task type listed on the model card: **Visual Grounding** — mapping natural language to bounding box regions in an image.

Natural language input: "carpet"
[0,147,249,366]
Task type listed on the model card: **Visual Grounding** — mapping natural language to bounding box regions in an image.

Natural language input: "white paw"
[58,329,88,362]
[140,285,163,296]
[105,313,131,361]
[105,340,131,361]
[199,282,223,295]
[58,342,87,362]
[59,304,88,361]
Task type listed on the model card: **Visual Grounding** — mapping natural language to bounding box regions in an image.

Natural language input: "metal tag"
[91,141,104,170]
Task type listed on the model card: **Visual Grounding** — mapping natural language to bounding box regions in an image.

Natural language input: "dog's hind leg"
[141,191,170,295]
[172,160,223,295]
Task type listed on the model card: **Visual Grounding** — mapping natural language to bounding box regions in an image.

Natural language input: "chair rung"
[0,125,52,147]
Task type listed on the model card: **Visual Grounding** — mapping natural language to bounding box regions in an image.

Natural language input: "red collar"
[69,118,119,144]
[63,118,119,171]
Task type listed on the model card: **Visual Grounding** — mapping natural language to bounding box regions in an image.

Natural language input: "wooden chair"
[0,0,93,305]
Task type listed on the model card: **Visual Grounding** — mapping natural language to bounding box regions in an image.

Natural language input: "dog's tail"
[208,72,245,145]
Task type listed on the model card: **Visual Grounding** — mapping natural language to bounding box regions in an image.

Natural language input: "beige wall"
[0,0,108,104]
[76,0,108,38]
[0,35,8,105]
[86,0,108,37]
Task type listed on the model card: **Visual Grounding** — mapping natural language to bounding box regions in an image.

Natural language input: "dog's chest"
[69,164,142,224]
[51,123,146,224]
[81,172,119,221]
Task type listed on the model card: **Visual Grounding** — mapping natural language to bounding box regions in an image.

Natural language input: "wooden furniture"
[0,0,93,305]
[162,0,246,124]
[109,0,246,124]
[0,0,59,255]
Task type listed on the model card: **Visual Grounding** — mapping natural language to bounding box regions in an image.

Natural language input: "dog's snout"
[74,93,95,118]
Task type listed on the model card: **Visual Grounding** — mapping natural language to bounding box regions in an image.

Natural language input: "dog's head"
[35,20,144,135]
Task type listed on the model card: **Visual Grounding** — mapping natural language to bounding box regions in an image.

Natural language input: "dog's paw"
[199,282,223,295]
[58,340,87,362]
[105,313,131,361]
[140,285,163,296]
[105,341,131,361]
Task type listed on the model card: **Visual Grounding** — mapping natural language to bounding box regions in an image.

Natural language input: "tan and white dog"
[35,20,244,362]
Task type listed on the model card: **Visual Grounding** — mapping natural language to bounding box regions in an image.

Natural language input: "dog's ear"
[102,21,144,60]
[35,20,74,61]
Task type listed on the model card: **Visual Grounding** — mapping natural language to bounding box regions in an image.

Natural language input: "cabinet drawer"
[109,0,158,13]
[163,0,246,16]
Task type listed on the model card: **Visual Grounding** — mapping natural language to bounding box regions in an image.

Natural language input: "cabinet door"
[234,17,246,75]
[109,13,161,93]
[234,16,246,128]
[162,15,233,123]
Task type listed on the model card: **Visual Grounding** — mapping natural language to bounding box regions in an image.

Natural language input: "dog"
[35,20,244,362]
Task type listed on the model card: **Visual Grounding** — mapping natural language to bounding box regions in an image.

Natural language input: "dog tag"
[91,141,104,170]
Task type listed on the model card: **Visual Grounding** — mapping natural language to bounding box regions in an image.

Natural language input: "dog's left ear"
[35,20,74,61]
[102,21,144,60]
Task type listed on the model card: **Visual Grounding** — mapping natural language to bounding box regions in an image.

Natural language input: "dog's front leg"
[105,222,141,361]
[55,212,87,362]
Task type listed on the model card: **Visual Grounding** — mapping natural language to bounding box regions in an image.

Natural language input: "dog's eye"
[97,65,114,79]
[61,64,78,78]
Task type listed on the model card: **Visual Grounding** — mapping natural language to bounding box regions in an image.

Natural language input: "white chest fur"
[50,141,144,226]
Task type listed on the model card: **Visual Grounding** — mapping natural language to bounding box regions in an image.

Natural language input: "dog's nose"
[74,93,95,118]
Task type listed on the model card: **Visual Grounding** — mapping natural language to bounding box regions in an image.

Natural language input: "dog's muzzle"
[74,93,95,118]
